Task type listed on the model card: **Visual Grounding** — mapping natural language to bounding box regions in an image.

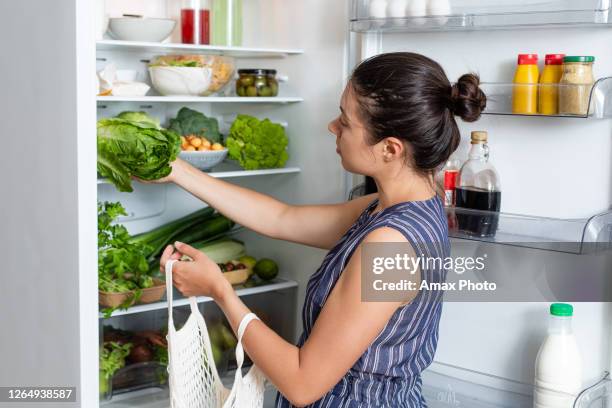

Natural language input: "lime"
[254,259,279,281]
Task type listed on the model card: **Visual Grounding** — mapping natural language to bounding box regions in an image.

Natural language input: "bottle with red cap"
[538,54,565,115]
[512,53,539,115]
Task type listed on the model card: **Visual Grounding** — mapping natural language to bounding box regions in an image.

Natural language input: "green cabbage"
[97,118,180,192]
[226,115,288,170]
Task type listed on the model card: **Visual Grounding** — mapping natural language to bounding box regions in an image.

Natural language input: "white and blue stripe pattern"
[276,196,449,408]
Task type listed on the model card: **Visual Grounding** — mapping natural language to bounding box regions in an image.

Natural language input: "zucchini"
[192,238,246,264]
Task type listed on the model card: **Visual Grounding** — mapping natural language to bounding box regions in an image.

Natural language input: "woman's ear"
[382,137,405,162]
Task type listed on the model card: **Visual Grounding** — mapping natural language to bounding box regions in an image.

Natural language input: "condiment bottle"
[559,56,595,116]
[538,54,564,115]
[534,303,583,408]
[438,154,461,207]
[455,131,501,237]
[512,54,539,115]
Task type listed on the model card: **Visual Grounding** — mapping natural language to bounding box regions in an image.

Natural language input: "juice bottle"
[211,0,243,46]
[512,54,539,114]
[538,54,564,115]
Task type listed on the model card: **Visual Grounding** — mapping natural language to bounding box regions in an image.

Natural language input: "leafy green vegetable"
[100,342,132,381]
[162,60,199,67]
[116,111,161,128]
[97,118,180,192]
[168,107,221,143]
[226,114,288,170]
[153,345,168,366]
[98,202,155,316]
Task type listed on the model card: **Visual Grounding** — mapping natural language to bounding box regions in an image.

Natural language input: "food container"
[98,278,165,308]
[559,56,595,116]
[179,149,228,170]
[112,361,168,394]
[108,16,176,42]
[236,69,279,97]
[149,55,235,96]
[99,370,113,401]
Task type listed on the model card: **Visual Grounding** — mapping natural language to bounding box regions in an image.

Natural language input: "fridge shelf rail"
[422,364,611,408]
[97,166,302,185]
[480,77,612,119]
[97,96,304,103]
[349,0,612,33]
[96,40,303,58]
[446,207,612,254]
[99,278,298,318]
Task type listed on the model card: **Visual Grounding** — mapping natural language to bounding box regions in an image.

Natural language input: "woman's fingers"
[174,241,202,261]
[159,245,175,273]
[160,245,182,273]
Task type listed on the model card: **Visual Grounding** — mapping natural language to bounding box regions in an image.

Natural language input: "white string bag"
[165,260,267,408]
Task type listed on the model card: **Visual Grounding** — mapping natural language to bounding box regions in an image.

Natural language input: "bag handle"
[235,313,260,370]
[165,259,199,330]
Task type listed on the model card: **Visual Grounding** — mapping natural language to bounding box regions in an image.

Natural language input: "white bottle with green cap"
[534,303,582,407]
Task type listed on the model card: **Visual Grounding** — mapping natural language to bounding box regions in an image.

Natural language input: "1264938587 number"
[0,387,76,402]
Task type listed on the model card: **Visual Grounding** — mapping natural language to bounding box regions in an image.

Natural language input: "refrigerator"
[1,0,612,406]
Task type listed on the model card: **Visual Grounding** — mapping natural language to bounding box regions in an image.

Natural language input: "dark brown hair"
[350,52,486,173]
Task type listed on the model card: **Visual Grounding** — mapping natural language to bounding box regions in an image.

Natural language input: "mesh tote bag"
[165,259,267,408]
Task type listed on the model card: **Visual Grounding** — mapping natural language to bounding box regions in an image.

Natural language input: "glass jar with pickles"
[236,69,279,97]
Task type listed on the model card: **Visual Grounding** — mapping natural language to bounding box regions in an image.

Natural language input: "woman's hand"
[160,241,231,300]
[136,158,189,184]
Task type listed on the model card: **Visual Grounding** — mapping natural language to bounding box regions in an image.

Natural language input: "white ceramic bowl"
[149,66,213,96]
[179,149,228,170]
[108,17,175,42]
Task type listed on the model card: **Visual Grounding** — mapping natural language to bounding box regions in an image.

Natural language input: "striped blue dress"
[275,196,449,408]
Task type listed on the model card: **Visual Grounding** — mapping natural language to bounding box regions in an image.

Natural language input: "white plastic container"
[534,303,583,408]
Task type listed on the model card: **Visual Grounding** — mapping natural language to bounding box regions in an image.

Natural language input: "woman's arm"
[164,227,419,407]
[169,159,376,249]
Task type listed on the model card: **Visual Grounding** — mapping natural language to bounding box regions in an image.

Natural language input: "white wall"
[0,0,98,407]
[379,25,612,385]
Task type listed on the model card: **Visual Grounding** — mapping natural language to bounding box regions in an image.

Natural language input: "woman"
[157,52,486,407]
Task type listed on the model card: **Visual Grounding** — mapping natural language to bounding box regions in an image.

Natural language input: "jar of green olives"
[236,69,279,97]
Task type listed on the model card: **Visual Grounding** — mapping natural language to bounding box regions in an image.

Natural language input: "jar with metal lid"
[558,56,595,116]
[236,69,279,97]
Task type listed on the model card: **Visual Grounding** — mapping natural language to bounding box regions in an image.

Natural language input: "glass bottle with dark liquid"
[455,131,502,237]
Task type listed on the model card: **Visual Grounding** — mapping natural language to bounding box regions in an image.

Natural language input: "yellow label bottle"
[538,54,564,115]
[512,54,539,115]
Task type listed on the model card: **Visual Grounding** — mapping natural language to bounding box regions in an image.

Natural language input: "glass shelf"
[99,278,298,318]
[446,207,612,254]
[481,77,612,118]
[96,40,303,58]
[350,0,612,33]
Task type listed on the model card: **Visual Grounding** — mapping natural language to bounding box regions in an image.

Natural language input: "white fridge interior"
[1,0,612,407]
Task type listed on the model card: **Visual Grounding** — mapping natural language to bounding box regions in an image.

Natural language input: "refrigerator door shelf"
[350,0,611,32]
[481,78,612,119]
[422,366,611,408]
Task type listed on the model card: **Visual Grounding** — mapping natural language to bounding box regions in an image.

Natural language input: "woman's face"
[328,85,384,175]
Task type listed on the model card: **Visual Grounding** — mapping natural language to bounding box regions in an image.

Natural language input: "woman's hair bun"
[450,73,487,122]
